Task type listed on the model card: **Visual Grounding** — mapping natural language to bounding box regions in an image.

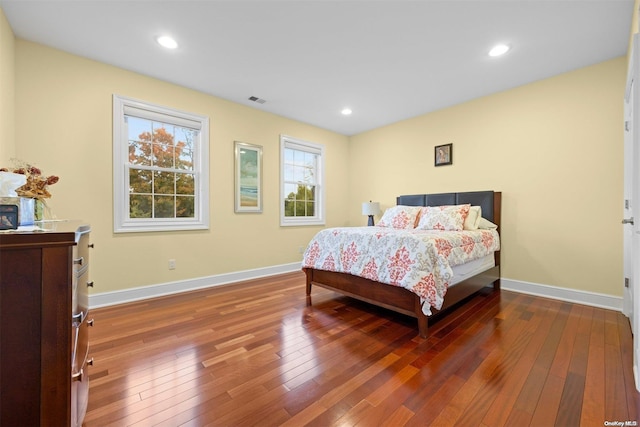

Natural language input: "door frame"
[624,32,640,392]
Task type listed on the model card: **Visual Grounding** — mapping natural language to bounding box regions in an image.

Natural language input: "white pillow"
[377,205,422,229]
[416,204,470,231]
[478,217,498,229]
[464,206,482,230]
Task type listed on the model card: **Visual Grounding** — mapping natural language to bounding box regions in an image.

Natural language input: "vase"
[34,199,44,221]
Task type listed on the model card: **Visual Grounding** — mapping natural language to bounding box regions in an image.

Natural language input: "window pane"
[151,124,174,167]
[175,127,196,151]
[127,116,152,144]
[284,163,294,182]
[296,184,306,201]
[129,140,152,166]
[153,142,175,168]
[154,195,175,218]
[176,147,194,170]
[284,199,295,216]
[128,117,156,167]
[293,165,304,183]
[176,173,194,195]
[129,168,152,193]
[305,153,317,184]
[154,171,175,195]
[130,194,152,218]
[176,196,195,218]
[284,148,294,163]
[306,201,315,216]
[284,183,297,201]
[305,165,315,184]
[152,122,169,142]
[304,151,313,166]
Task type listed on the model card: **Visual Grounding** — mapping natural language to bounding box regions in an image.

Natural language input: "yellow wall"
[349,57,626,296]
[13,40,350,293]
[0,8,15,164]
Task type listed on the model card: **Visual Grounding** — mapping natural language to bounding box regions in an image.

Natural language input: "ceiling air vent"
[248,96,266,104]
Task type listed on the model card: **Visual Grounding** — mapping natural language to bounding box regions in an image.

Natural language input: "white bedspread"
[302,227,500,315]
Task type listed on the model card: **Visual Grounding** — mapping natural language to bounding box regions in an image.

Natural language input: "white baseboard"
[89,262,302,309]
[90,268,624,314]
[501,278,623,312]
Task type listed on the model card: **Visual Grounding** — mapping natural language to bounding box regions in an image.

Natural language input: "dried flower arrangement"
[0,160,60,200]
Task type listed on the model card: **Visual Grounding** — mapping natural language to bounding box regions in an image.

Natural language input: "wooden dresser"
[0,221,93,426]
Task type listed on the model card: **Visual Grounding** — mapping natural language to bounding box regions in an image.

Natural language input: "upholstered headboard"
[396,190,499,223]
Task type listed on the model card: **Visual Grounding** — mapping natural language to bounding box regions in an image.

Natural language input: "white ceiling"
[0,0,634,136]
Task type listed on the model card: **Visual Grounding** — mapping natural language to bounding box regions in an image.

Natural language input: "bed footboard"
[304,266,500,338]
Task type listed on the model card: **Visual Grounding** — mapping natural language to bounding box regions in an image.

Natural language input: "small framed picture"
[234,141,263,213]
[0,204,19,230]
[435,143,453,166]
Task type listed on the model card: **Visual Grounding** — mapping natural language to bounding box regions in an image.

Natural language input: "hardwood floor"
[85,272,639,426]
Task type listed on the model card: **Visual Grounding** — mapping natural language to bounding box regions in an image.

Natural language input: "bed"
[303,190,501,338]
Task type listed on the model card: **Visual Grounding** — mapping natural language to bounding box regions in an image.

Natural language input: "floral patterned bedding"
[302,227,500,315]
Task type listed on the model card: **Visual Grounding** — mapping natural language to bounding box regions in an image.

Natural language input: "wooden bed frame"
[305,190,501,338]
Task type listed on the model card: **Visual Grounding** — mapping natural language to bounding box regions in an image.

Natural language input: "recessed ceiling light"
[157,36,178,49]
[341,108,352,116]
[489,44,510,57]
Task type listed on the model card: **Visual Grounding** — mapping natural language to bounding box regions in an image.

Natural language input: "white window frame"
[280,134,325,226]
[113,94,209,233]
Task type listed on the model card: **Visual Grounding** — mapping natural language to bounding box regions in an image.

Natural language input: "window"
[113,95,209,232]
[280,135,325,226]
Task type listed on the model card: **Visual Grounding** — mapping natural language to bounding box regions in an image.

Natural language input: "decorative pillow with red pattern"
[377,205,422,229]
[416,204,471,231]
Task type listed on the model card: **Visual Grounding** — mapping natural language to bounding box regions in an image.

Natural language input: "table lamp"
[362,201,381,226]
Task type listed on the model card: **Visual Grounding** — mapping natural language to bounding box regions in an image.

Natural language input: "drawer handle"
[87,281,94,288]
[88,358,94,366]
[72,312,84,325]
[88,243,94,249]
[71,369,83,382]
[73,257,84,266]
[87,319,94,327]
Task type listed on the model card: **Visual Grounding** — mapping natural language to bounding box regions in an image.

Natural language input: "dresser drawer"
[71,314,91,427]
[73,225,91,275]
[71,313,91,374]
[72,224,92,427]
[73,269,91,316]
[71,363,90,427]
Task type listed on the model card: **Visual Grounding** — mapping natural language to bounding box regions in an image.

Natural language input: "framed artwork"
[435,143,453,166]
[234,141,263,213]
[0,204,18,230]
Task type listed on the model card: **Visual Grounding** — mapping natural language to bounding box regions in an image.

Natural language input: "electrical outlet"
[168,259,176,270]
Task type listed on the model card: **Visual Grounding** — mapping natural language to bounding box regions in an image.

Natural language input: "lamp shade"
[362,202,381,216]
